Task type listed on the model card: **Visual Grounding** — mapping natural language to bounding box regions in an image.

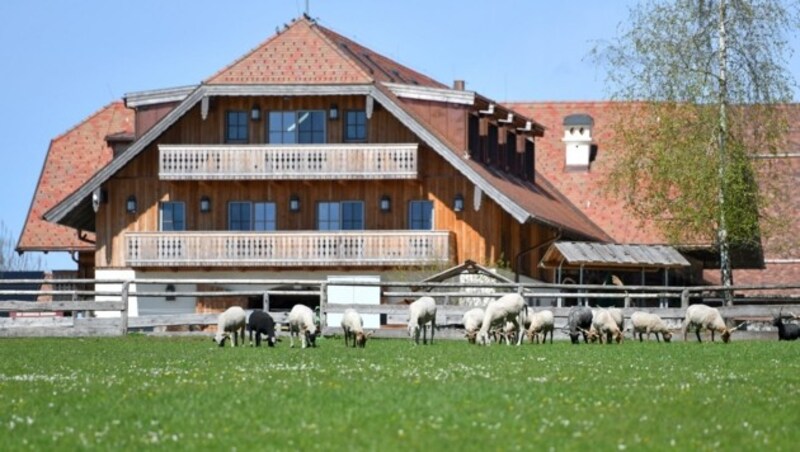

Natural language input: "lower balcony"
[125,231,452,267]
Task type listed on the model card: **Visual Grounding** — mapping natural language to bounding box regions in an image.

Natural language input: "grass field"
[1,335,798,451]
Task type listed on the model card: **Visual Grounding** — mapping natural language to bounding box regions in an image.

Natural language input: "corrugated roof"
[540,241,690,269]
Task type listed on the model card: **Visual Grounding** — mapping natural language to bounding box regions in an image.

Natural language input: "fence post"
[319,282,327,332]
[120,281,130,336]
[680,288,690,308]
[262,293,270,312]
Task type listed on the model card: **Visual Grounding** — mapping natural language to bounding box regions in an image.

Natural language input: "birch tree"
[594,0,798,303]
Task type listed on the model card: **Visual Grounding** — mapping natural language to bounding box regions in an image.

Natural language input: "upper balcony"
[125,230,452,268]
[159,143,418,180]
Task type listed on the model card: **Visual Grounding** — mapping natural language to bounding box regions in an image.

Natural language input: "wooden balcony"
[125,231,451,267]
[158,143,418,180]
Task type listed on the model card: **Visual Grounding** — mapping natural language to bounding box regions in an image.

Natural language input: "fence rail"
[1,278,798,338]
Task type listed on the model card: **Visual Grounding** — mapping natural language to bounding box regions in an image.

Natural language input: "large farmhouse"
[17,16,798,314]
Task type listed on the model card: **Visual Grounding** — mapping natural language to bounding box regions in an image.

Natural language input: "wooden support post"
[120,281,130,336]
[319,282,327,331]
[262,293,270,312]
[681,288,690,308]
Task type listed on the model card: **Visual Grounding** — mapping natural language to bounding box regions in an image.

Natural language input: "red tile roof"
[17,102,134,252]
[507,101,675,245]
[206,17,447,88]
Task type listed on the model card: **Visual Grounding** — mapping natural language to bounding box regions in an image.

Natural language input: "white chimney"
[562,114,594,170]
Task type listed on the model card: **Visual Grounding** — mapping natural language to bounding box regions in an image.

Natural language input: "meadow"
[1,335,798,451]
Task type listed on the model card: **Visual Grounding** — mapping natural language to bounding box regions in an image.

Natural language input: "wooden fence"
[1,278,798,338]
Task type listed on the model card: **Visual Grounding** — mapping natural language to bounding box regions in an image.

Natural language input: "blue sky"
[0,0,797,270]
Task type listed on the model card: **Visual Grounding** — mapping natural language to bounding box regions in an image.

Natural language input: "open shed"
[539,241,691,286]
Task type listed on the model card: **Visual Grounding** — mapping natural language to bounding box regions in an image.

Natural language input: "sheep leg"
[344,329,349,347]
[423,324,428,345]
[431,320,436,345]
[290,330,296,348]
[695,327,702,343]
[710,329,715,342]
[655,332,661,343]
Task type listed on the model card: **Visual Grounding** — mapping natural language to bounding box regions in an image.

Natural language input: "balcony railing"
[125,231,451,267]
[158,143,418,180]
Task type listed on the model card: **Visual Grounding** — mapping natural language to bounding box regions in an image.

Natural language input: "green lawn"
[1,335,798,451]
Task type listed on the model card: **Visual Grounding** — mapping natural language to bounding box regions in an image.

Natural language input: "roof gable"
[205,18,372,85]
[17,102,133,252]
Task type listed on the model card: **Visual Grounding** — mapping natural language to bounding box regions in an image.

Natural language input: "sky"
[0,0,798,271]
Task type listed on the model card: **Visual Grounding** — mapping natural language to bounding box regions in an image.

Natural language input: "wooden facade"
[94,94,554,278]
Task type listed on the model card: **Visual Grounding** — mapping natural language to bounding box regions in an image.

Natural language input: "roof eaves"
[124,85,197,108]
[369,84,531,224]
[44,86,208,225]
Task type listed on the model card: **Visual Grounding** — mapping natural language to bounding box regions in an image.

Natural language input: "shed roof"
[540,241,690,270]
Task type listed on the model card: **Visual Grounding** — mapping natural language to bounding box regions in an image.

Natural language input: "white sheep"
[526,309,555,344]
[407,296,437,345]
[341,308,370,348]
[683,304,732,343]
[608,307,624,332]
[477,293,525,346]
[630,311,673,342]
[288,304,318,348]
[213,306,246,347]
[591,308,623,344]
[462,308,485,344]
[503,306,532,343]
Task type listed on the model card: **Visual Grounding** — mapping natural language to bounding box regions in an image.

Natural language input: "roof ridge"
[306,20,374,84]
[51,100,125,143]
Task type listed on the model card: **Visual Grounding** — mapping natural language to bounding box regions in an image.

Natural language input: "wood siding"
[97,95,554,279]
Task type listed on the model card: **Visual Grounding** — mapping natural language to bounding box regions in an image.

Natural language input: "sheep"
[591,308,624,344]
[503,307,532,343]
[288,304,318,349]
[213,306,246,347]
[247,309,277,347]
[341,308,371,348]
[476,293,525,346]
[526,309,555,344]
[772,309,800,341]
[566,305,593,344]
[630,311,673,343]
[407,296,437,345]
[462,308,485,344]
[682,304,732,343]
[608,307,624,332]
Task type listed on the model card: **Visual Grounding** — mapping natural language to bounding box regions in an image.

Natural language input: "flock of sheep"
[211,293,800,348]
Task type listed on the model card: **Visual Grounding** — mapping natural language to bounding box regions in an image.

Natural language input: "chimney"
[453,80,465,91]
[562,114,594,170]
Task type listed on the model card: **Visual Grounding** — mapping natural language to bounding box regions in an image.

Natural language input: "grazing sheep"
[247,310,277,347]
[630,311,672,342]
[566,305,593,344]
[477,293,525,346]
[213,306,246,347]
[462,308,485,344]
[288,304,318,349]
[772,309,800,341]
[407,296,437,345]
[341,308,371,348]
[503,307,533,343]
[608,307,624,332]
[682,304,732,343]
[592,308,624,344]
[526,310,555,344]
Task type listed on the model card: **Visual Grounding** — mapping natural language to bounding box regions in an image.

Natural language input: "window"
[345,110,367,142]
[160,202,185,231]
[225,111,248,143]
[317,201,364,230]
[506,131,517,171]
[408,200,433,230]
[468,114,480,160]
[487,123,498,164]
[268,111,326,144]
[228,201,277,231]
[524,139,535,182]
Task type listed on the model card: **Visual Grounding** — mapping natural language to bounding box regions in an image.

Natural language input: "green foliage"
[1,336,799,450]
[594,0,798,254]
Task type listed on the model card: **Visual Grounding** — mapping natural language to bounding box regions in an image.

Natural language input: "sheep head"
[213,333,229,347]
[662,331,673,342]
[355,331,371,348]
[721,329,732,343]
[465,331,478,344]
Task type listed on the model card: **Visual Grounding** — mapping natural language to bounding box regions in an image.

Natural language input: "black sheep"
[247,310,277,347]
[772,311,800,341]
[567,306,593,344]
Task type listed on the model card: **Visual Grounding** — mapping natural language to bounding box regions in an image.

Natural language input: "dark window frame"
[268,110,326,144]
[228,201,277,231]
[316,201,364,231]
[225,110,249,143]
[408,200,434,230]
[344,110,367,142]
[159,201,186,231]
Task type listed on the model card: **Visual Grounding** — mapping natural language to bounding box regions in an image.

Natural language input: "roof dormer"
[562,114,594,171]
